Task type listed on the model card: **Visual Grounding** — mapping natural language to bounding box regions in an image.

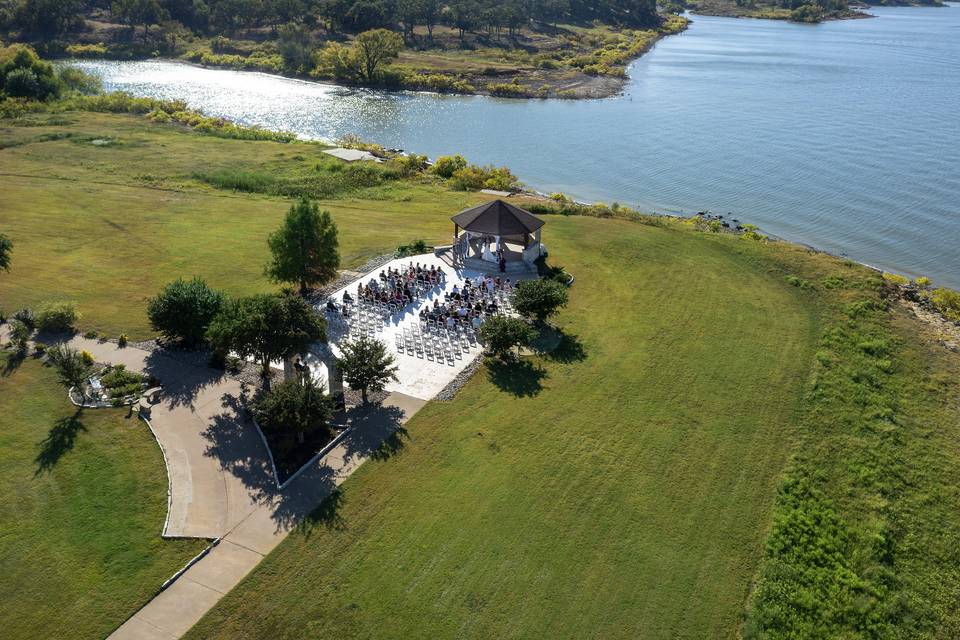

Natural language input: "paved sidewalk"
[2,321,429,638]
[36,333,268,539]
[109,391,425,640]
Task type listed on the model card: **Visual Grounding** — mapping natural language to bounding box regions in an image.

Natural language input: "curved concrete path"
[34,334,270,539]
[2,324,427,638]
[109,391,425,640]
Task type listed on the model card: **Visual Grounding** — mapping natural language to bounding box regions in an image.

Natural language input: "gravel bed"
[433,353,485,402]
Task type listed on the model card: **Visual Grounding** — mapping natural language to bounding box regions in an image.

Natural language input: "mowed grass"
[0,112,484,338]
[186,216,818,639]
[0,354,206,640]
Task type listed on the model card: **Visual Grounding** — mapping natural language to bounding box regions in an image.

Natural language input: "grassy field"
[0,353,206,640]
[0,112,484,337]
[183,217,820,639]
[3,111,959,638]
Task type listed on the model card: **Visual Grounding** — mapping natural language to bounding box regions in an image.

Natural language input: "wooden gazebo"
[451,200,545,268]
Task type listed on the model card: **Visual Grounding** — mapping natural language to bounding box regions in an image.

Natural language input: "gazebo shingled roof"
[450,200,545,237]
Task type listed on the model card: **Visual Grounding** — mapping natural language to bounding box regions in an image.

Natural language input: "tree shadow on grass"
[297,487,347,538]
[35,409,86,475]
[487,358,548,398]
[545,331,587,365]
[2,348,27,377]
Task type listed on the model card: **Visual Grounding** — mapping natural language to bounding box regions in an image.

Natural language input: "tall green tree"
[337,335,398,404]
[513,278,569,324]
[478,315,534,359]
[0,233,12,272]
[353,28,403,82]
[112,0,168,40]
[14,0,84,35]
[207,292,326,379]
[276,22,314,73]
[265,198,340,293]
[254,377,332,452]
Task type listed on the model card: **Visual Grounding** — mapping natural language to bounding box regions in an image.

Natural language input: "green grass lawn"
[3,112,959,638]
[0,112,484,338]
[185,217,819,639]
[0,353,206,640]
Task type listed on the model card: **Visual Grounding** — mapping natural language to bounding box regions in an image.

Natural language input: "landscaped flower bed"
[70,364,151,408]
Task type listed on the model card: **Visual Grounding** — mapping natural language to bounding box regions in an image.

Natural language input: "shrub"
[430,154,467,179]
[882,272,909,286]
[514,279,570,323]
[35,301,79,333]
[83,330,98,339]
[396,239,429,257]
[785,275,814,290]
[914,276,932,289]
[929,287,960,322]
[451,164,519,192]
[486,80,534,98]
[390,153,428,176]
[33,342,47,355]
[46,344,94,402]
[65,43,108,58]
[147,277,226,347]
[402,73,475,94]
[12,307,35,330]
[8,319,30,352]
[478,316,535,359]
[118,333,128,347]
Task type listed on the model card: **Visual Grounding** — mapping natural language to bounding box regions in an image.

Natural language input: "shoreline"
[50,18,688,102]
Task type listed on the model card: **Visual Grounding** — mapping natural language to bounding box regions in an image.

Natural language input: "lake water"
[73,6,960,286]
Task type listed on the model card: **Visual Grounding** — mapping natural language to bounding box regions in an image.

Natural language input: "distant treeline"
[1,0,661,39]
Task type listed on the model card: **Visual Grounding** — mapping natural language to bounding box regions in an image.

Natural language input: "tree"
[254,377,332,453]
[265,198,340,293]
[47,344,95,403]
[337,336,398,404]
[478,315,534,359]
[112,0,168,39]
[420,0,441,40]
[0,44,63,101]
[276,21,314,73]
[0,233,11,272]
[395,0,421,42]
[353,28,403,82]
[513,278,569,324]
[147,277,226,347]
[207,292,326,379]
[14,0,84,35]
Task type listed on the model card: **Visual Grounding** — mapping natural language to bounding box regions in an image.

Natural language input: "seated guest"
[342,291,353,303]
[472,315,483,330]
[446,315,456,330]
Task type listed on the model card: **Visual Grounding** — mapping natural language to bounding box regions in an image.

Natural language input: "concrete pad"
[317,253,515,400]
[323,147,379,162]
